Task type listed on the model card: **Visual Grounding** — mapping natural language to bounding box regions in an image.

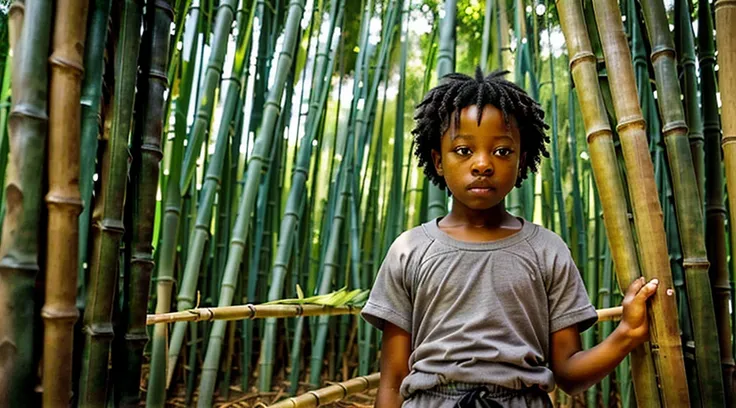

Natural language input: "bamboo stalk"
[194,1,306,405]
[589,0,690,405]
[701,0,735,403]
[42,0,88,405]
[114,1,173,406]
[267,373,380,408]
[638,0,725,404]
[556,1,663,406]
[78,0,113,313]
[149,304,361,325]
[0,0,51,404]
[147,3,201,401]
[425,0,455,220]
[148,304,620,325]
[77,1,142,406]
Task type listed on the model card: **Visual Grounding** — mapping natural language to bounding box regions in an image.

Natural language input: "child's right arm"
[375,322,411,408]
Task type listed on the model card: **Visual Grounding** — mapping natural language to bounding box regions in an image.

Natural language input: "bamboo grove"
[0,0,735,407]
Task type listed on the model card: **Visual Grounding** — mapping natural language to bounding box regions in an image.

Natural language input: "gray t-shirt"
[361,218,597,398]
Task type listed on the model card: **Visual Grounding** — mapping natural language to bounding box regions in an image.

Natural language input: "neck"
[444,198,512,227]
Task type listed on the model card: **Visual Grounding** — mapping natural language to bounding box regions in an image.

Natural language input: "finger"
[624,277,646,301]
[634,279,659,302]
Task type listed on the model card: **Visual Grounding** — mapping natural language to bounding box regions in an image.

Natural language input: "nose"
[471,154,493,176]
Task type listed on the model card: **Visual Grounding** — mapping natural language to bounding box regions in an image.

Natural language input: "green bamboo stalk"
[179,0,240,193]
[481,0,493,71]
[259,0,343,392]
[638,0,725,404]
[674,0,704,201]
[590,0,690,405]
[556,1,663,406]
[195,1,305,405]
[42,0,88,405]
[426,0,455,220]
[114,1,173,406]
[700,0,736,403]
[78,1,142,406]
[147,3,201,401]
[547,7,568,244]
[165,1,250,386]
[0,0,49,404]
[78,0,113,310]
[0,6,19,241]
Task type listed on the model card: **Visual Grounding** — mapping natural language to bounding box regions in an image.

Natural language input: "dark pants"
[402,383,554,408]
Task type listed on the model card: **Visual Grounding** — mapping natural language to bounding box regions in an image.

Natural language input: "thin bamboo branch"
[266,373,380,408]
[42,0,88,405]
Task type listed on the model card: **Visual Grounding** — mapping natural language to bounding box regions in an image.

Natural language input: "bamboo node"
[153,0,175,17]
[721,135,736,147]
[40,306,79,321]
[649,46,676,63]
[615,116,646,133]
[146,68,168,85]
[682,258,709,268]
[568,51,595,71]
[307,391,321,406]
[10,103,49,122]
[585,126,612,143]
[715,0,736,10]
[44,194,83,213]
[216,1,236,16]
[48,54,85,77]
[661,120,688,137]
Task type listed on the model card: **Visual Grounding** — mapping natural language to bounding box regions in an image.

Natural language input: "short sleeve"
[546,242,598,333]
[360,237,413,334]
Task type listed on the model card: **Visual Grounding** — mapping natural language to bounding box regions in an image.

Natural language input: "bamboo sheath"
[701,0,735,403]
[0,0,52,405]
[42,0,88,406]
[590,1,690,405]
[639,0,725,404]
[147,304,622,325]
[267,373,381,408]
[556,1,661,406]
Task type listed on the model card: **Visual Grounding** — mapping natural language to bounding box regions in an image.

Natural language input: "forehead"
[449,104,521,139]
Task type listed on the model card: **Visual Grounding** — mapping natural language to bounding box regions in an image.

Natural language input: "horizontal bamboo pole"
[147,304,362,325]
[267,373,381,408]
[147,304,623,325]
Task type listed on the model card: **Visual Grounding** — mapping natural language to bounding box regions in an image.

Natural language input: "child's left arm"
[549,276,659,395]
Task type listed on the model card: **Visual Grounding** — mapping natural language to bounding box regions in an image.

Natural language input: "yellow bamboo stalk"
[556,1,661,406]
[41,0,88,405]
[266,373,380,408]
[147,304,362,325]
[591,0,690,405]
[147,304,622,325]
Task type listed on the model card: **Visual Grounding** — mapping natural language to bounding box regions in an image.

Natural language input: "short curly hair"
[412,67,550,189]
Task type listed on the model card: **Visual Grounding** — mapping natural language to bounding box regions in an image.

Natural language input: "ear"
[432,149,443,176]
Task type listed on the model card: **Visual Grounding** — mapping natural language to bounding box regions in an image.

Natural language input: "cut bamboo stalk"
[590,0,690,405]
[701,0,735,404]
[149,304,361,325]
[42,0,88,405]
[266,373,380,408]
[114,1,173,406]
[638,0,725,404]
[0,0,51,404]
[556,1,662,406]
[77,1,142,406]
[147,304,620,325]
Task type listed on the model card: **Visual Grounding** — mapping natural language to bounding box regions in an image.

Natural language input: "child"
[361,68,659,408]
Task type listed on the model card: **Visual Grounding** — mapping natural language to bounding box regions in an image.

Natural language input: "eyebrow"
[451,133,514,142]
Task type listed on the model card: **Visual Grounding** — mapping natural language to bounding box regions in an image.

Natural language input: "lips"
[466,179,494,190]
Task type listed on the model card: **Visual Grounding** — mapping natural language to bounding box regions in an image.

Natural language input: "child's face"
[431,104,523,211]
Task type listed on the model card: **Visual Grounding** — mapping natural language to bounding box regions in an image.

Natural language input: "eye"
[495,147,513,157]
[454,147,472,156]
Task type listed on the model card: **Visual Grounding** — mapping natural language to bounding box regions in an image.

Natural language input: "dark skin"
[375,105,659,407]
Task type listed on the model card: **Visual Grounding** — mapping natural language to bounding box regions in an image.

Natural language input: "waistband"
[422,382,536,399]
